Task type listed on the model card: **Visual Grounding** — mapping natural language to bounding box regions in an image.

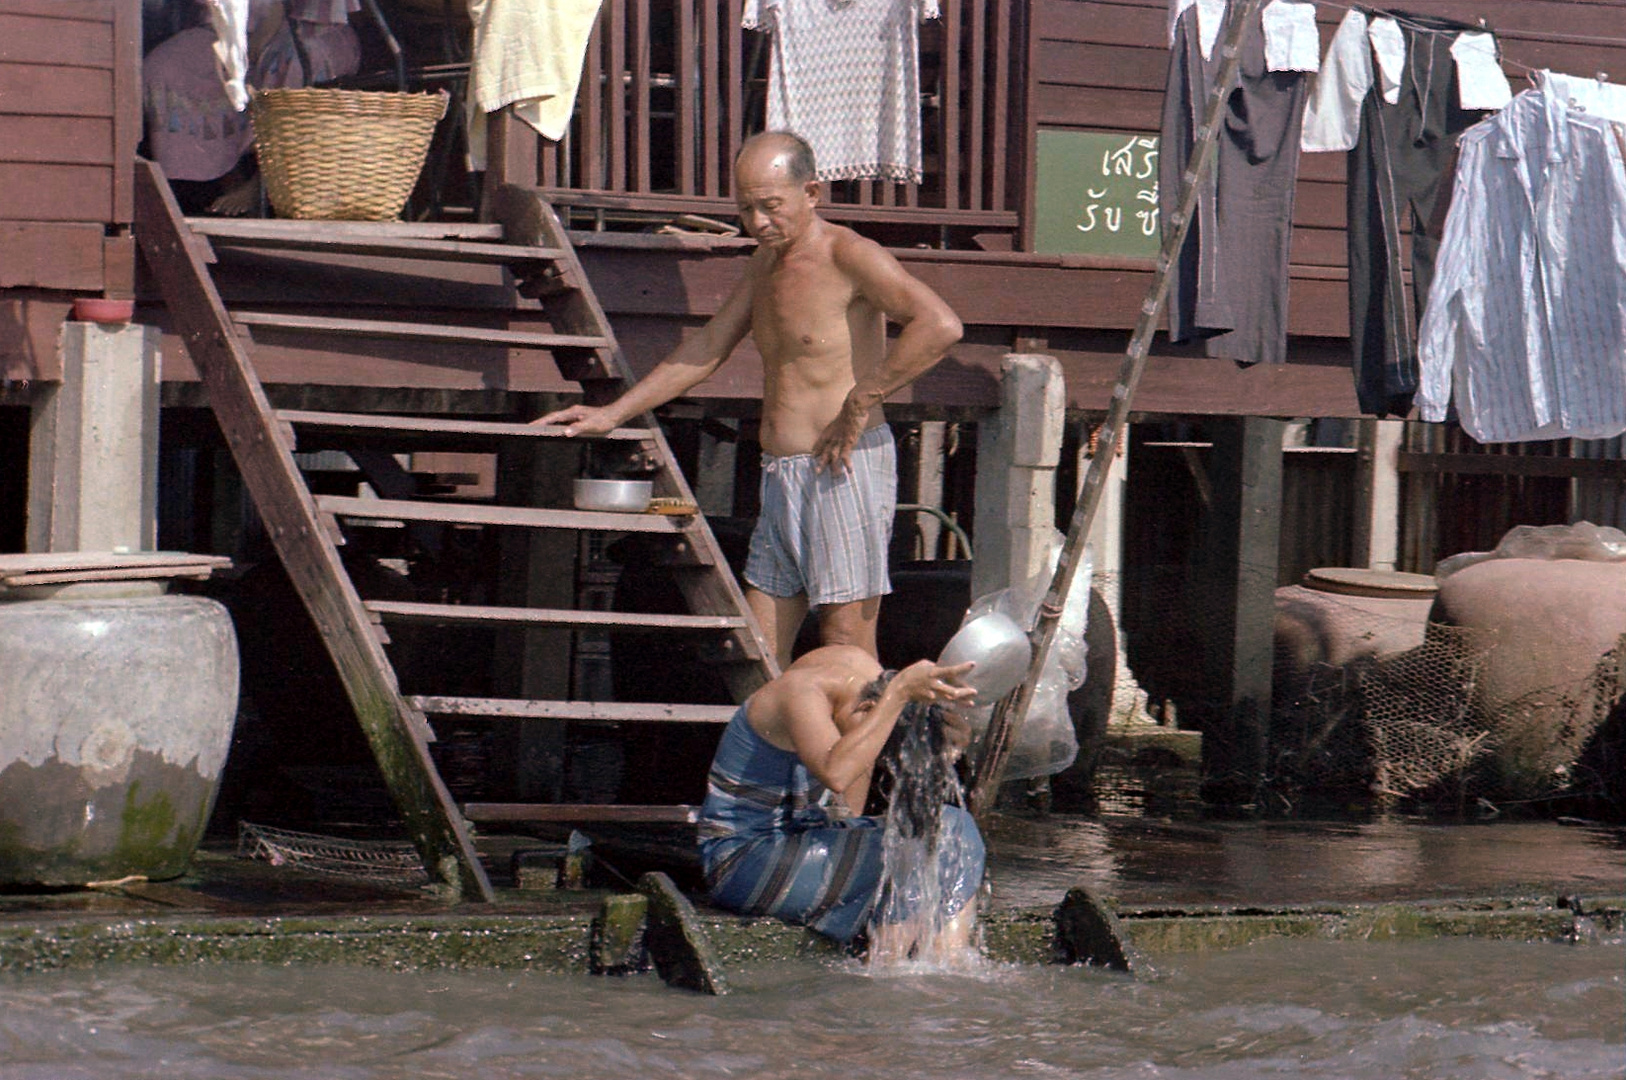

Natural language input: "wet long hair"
[860,671,957,846]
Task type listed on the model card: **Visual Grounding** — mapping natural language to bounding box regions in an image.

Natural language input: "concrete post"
[972,353,1067,600]
[1352,418,1403,571]
[27,321,160,553]
[915,421,946,558]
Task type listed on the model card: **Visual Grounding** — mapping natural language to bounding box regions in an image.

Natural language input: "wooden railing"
[491,0,1032,244]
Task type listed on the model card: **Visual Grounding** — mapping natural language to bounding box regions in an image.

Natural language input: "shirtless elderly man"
[537,130,963,666]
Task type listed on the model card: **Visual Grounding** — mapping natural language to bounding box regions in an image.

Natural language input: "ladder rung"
[191,223,566,264]
[279,409,654,442]
[186,217,504,242]
[463,803,700,824]
[411,696,737,723]
[234,311,611,351]
[367,600,749,631]
[318,495,689,533]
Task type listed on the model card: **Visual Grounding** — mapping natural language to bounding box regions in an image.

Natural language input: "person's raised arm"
[813,235,964,471]
[782,659,975,811]
[533,257,759,435]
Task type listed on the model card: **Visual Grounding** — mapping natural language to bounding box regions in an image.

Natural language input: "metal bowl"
[937,611,1032,701]
[573,478,654,513]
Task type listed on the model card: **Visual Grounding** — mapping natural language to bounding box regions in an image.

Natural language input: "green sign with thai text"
[1034,129,1160,257]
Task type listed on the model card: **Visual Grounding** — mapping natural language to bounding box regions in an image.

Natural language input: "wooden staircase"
[133,162,776,901]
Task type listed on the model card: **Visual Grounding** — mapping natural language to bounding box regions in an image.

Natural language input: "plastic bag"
[957,533,1092,780]
[1435,521,1626,580]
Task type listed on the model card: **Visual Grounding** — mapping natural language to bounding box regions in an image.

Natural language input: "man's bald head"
[737,131,817,185]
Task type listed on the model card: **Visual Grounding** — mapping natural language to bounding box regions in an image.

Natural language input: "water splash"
[866,702,984,972]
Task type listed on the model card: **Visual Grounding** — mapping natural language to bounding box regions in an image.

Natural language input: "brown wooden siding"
[515,0,1031,238]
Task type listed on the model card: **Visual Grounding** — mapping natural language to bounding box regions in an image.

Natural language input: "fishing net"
[1117,556,1625,817]
[236,821,430,887]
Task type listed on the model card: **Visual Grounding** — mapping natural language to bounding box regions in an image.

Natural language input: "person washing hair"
[697,644,985,958]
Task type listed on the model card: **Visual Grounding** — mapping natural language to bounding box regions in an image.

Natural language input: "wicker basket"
[249,88,449,221]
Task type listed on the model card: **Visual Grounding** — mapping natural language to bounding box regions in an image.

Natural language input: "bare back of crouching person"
[536,132,963,668]
[696,645,986,956]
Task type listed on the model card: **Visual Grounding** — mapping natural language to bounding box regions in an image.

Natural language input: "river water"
[1,936,1619,1079]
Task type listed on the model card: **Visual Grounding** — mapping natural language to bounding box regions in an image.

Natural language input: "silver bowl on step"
[574,478,654,513]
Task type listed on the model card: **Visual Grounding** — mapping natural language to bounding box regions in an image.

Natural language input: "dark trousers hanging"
[1346,10,1486,417]
[1161,3,1309,367]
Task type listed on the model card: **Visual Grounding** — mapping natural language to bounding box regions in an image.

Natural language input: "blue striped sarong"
[698,704,983,944]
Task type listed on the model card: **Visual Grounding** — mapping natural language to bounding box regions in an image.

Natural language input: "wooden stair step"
[279,409,653,443]
[187,218,504,242]
[366,600,748,631]
[463,803,700,824]
[411,696,736,722]
[191,221,567,264]
[318,494,691,534]
[233,311,611,351]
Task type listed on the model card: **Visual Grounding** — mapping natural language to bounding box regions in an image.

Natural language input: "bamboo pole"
[967,0,1265,820]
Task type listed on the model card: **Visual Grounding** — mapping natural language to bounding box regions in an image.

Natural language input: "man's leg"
[817,596,882,659]
[746,585,809,670]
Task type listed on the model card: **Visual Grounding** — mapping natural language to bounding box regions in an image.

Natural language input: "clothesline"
[1305,0,1626,75]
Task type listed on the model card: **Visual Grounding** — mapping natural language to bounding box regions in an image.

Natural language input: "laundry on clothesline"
[1301,7,1513,151]
[1417,73,1626,443]
[744,0,940,184]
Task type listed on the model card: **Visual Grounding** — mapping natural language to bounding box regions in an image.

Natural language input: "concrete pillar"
[972,354,1066,600]
[1079,425,1149,723]
[1193,416,1285,806]
[1352,418,1403,571]
[915,421,946,558]
[27,321,160,553]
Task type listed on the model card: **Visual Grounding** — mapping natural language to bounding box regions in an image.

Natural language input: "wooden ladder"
[134,164,777,901]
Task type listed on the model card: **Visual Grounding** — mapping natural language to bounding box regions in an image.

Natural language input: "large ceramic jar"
[0,584,239,886]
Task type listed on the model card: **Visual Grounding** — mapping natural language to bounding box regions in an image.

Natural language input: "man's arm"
[534,259,759,435]
[813,234,964,471]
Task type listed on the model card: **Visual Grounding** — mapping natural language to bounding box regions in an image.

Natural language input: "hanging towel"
[1168,0,1229,60]
[1262,1,1320,74]
[205,0,252,111]
[1544,70,1626,123]
[1450,33,1513,112]
[1300,8,1370,151]
[744,0,939,184]
[1418,84,1626,442]
[466,0,604,169]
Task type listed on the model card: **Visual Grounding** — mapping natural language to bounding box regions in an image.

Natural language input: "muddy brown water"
[0,936,1619,1078]
[0,816,1620,1078]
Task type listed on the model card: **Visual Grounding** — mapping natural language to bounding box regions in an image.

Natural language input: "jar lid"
[1303,567,1438,598]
